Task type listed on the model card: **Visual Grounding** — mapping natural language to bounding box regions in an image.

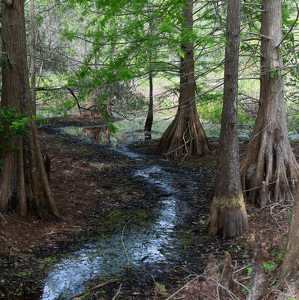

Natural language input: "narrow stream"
[40,114,251,299]
[42,163,193,299]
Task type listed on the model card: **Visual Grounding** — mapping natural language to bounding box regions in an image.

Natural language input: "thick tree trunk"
[0,0,59,218]
[206,0,248,238]
[156,0,209,157]
[240,0,299,207]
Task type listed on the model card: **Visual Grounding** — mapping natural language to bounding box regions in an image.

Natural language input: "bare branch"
[276,0,299,48]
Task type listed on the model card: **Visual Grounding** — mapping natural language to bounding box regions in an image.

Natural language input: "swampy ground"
[0,114,296,299]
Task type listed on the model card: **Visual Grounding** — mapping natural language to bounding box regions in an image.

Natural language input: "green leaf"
[263,261,275,272]
[270,70,276,78]
[247,267,252,275]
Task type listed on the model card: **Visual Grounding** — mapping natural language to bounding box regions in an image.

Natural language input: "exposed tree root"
[241,0,299,207]
[241,127,299,207]
[156,0,209,157]
[156,109,209,157]
[0,120,60,218]
[206,202,248,238]
[247,234,267,300]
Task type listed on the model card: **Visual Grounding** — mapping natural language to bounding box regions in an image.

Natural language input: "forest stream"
[0,115,255,299]
[41,123,212,299]
[38,116,251,299]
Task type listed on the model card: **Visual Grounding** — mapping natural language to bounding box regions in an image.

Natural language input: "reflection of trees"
[83,126,111,145]
[90,87,113,118]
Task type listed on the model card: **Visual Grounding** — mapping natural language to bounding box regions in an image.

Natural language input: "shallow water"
[41,114,250,299]
[41,162,193,299]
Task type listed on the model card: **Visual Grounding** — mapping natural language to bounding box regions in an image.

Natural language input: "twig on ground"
[164,274,201,300]
[105,211,118,219]
[112,283,123,300]
[121,219,134,269]
[0,213,7,225]
[4,214,32,227]
[51,154,61,162]
[234,278,251,292]
[233,264,251,274]
[70,279,118,299]
[0,237,20,252]
[269,204,288,235]
[236,276,251,282]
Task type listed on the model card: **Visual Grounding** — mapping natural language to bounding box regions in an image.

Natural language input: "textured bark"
[156,0,209,157]
[206,0,248,237]
[240,0,299,207]
[0,0,59,218]
[183,252,236,300]
[247,235,267,300]
[184,254,220,300]
[30,0,36,115]
[219,252,235,300]
[277,183,299,286]
[144,70,154,133]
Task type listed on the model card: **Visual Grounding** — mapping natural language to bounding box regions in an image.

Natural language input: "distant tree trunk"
[206,0,248,238]
[0,0,59,218]
[240,0,299,207]
[144,70,154,133]
[30,0,36,115]
[144,12,155,135]
[156,0,209,157]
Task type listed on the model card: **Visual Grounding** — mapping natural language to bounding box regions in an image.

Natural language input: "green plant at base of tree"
[0,106,30,169]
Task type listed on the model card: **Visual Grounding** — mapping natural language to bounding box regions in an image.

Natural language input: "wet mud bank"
[0,121,253,299]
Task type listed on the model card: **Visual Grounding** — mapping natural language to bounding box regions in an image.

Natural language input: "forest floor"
[0,114,297,299]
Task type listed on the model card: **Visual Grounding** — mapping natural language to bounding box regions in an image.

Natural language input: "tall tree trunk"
[144,10,155,135]
[0,0,59,218]
[156,0,209,157]
[144,69,154,133]
[206,0,248,238]
[30,0,36,115]
[240,0,299,207]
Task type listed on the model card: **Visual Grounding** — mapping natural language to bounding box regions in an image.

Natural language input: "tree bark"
[240,0,299,207]
[30,0,36,115]
[0,0,59,218]
[277,183,299,287]
[144,10,155,135]
[156,0,209,157]
[144,70,154,134]
[206,0,248,238]
[247,234,267,300]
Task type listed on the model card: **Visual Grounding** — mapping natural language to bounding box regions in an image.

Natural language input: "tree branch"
[276,0,299,49]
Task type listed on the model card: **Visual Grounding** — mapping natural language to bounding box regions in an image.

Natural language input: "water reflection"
[83,126,111,145]
[41,165,190,299]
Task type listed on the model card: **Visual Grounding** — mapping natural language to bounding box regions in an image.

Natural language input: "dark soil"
[0,114,295,299]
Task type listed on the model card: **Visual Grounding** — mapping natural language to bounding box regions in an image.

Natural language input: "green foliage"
[247,266,252,275]
[270,251,284,261]
[242,284,250,293]
[46,99,75,117]
[0,107,30,168]
[263,261,276,272]
[247,261,276,277]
